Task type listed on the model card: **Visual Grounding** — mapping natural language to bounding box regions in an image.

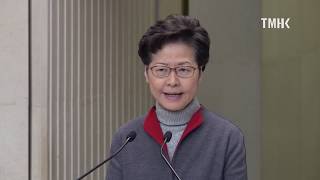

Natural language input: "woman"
[106,15,247,180]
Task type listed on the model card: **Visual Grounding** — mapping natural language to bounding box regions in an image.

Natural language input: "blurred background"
[1,0,319,180]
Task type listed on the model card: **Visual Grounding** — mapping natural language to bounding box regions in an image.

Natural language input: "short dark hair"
[138,15,210,71]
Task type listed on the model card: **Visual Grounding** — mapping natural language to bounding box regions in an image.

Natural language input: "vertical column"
[43,0,157,180]
[31,0,49,179]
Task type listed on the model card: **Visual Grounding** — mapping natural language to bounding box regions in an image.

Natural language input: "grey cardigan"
[106,107,247,180]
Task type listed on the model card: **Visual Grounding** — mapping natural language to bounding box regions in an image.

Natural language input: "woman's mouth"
[163,92,183,101]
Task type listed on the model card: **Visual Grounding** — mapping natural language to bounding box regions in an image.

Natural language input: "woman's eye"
[178,67,191,72]
[156,68,168,72]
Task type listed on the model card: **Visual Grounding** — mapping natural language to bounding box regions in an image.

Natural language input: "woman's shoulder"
[201,107,244,136]
[111,114,147,141]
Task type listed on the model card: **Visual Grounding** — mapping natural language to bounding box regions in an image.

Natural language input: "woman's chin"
[158,101,186,112]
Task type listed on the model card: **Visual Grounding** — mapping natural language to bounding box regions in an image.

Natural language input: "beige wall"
[0,0,29,180]
[157,0,183,19]
[190,1,261,180]
[190,0,320,179]
[261,0,320,179]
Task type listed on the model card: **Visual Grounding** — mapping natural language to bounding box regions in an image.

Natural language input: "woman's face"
[145,42,202,111]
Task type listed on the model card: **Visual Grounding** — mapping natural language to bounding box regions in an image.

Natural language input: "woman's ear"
[144,66,149,83]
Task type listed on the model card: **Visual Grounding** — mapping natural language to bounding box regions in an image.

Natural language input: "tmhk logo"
[261,18,290,29]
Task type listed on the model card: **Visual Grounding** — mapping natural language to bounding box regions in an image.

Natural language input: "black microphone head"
[126,131,137,142]
[164,131,172,143]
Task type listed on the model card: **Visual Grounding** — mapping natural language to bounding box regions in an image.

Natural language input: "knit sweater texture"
[156,99,200,159]
[106,107,247,180]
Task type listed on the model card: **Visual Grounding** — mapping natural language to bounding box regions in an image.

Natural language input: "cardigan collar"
[143,106,204,150]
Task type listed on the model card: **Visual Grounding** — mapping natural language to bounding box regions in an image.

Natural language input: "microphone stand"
[77,132,136,180]
[160,132,182,180]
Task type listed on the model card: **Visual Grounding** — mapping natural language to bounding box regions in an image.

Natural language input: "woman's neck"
[155,98,200,126]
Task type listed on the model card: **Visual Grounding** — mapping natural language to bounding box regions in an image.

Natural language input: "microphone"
[160,131,182,180]
[77,131,137,180]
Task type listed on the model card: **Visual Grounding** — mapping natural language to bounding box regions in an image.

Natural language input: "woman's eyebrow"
[152,63,169,66]
[176,61,193,65]
[152,61,193,66]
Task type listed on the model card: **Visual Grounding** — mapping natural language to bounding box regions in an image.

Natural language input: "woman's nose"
[166,70,180,86]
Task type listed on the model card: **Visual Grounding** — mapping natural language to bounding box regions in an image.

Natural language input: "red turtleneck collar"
[143,106,204,152]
